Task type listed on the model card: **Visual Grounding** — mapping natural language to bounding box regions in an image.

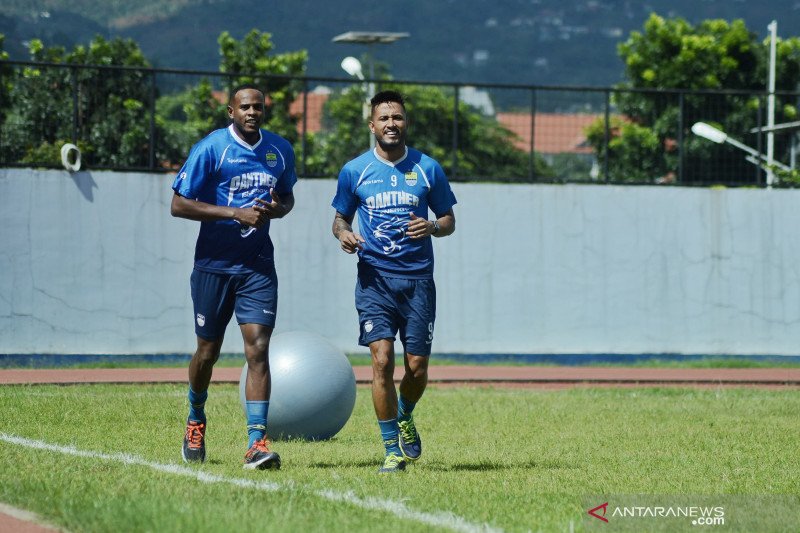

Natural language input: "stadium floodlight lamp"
[340,56,364,80]
[332,31,409,79]
[691,122,728,144]
[332,31,409,45]
[334,31,407,150]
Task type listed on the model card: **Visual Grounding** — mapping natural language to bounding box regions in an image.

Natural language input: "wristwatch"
[431,219,440,235]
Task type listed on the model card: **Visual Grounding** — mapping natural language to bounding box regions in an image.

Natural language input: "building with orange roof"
[289,90,329,136]
[496,112,600,155]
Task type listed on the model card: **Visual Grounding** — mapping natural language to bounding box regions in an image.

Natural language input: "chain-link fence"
[1,60,796,186]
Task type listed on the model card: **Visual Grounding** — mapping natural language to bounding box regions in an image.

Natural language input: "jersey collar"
[373,146,408,166]
[228,124,263,150]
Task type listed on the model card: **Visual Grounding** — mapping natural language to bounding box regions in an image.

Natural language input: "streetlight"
[340,56,364,80]
[333,31,409,150]
[339,56,373,148]
[332,30,408,82]
[691,122,728,144]
[692,122,790,177]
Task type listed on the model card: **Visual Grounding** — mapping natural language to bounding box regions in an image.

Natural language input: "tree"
[159,29,309,167]
[218,30,307,144]
[1,35,153,167]
[0,34,18,163]
[155,79,230,168]
[301,84,367,178]
[0,35,11,123]
[586,116,665,183]
[589,14,800,185]
[305,81,551,182]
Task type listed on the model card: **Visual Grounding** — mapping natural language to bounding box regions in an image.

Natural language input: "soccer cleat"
[378,452,407,473]
[243,438,281,470]
[182,420,206,463]
[398,416,422,462]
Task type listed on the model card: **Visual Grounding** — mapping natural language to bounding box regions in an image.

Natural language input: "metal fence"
[0,59,796,186]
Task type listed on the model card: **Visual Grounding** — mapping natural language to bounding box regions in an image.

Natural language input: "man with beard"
[331,90,457,473]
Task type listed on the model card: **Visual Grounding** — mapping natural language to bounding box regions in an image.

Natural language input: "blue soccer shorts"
[355,269,436,356]
[190,267,278,340]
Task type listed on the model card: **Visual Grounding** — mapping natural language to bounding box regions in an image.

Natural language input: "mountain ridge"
[2,0,798,87]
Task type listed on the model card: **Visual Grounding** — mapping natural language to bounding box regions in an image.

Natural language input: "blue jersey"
[332,147,457,279]
[172,125,297,274]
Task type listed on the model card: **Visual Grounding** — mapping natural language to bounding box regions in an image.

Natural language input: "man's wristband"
[431,219,440,235]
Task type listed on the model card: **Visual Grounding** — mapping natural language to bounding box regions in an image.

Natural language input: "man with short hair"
[171,84,296,470]
[331,90,457,473]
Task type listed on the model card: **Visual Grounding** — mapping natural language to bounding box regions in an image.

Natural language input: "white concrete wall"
[2,168,800,355]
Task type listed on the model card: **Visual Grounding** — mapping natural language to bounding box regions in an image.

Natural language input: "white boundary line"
[0,433,502,533]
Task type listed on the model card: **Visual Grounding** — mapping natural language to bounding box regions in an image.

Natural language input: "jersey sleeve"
[172,140,217,200]
[274,140,298,196]
[331,165,359,217]
[427,161,457,216]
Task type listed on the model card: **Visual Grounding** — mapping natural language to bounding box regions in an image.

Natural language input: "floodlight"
[340,56,364,80]
[332,31,409,45]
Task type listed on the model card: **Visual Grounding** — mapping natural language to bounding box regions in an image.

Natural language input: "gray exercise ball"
[239,330,356,441]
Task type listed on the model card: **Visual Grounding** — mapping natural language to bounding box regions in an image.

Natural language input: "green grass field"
[1,384,798,532]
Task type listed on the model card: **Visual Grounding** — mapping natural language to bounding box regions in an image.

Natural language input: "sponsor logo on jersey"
[240,226,257,238]
[364,320,374,333]
[404,171,418,186]
[228,171,277,204]
[265,152,278,168]
[365,190,420,209]
[196,314,205,327]
[179,172,187,180]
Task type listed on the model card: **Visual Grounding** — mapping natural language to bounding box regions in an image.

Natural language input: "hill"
[2,0,799,87]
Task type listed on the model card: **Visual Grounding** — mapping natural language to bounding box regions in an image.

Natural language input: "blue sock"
[378,418,401,456]
[398,394,417,422]
[187,388,208,423]
[245,401,269,448]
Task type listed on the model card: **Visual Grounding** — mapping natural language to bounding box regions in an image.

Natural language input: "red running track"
[1,366,799,388]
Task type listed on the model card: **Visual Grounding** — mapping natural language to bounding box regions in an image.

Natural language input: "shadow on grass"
[307,460,385,468]
[307,458,577,471]
[428,458,577,471]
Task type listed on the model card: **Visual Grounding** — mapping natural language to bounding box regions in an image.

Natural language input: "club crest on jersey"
[404,171,418,186]
[265,152,278,168]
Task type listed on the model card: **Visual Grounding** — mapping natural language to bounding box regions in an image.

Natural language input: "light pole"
[340,56,373,148]
[332,31,410,79]
[692,122,790,180]
[333,31,409,150]
[750,120,800,170]
[767,20,778,186]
